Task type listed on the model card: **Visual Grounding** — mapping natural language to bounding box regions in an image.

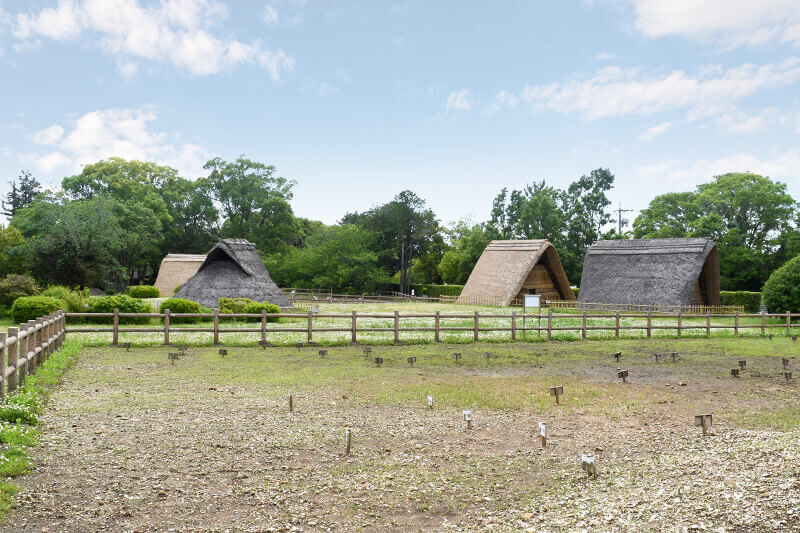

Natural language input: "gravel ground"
[2,341,799,532]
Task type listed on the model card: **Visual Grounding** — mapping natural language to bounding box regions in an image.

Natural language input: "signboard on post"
[523,294,542,340]
[524,294,541,309]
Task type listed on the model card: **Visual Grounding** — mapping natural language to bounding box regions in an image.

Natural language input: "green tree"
[0,225,26,277]
[2,170,41,218]
[438,222,491,284]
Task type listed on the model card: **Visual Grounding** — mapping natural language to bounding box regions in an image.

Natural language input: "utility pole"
[615,202,634,235]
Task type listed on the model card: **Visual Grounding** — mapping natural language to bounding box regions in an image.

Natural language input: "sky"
[1,0,799,229]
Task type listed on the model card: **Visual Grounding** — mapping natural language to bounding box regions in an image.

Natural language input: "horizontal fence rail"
[546,300,744,314]
[63,308,800,345]
[282,288,440,304]
[0,310,67,398]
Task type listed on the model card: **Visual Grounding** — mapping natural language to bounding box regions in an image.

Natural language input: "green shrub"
[127,285,160,298]
[411,284,464,298]
[218,298,281,322]
[11,296,63,323]
[762,256,800,312]
[173,284,182,295]
[87,295,151,324]
[159,298,209,324]
[720,290,761,312]
[572,287,580,299]
[40,286,86,313]
[0,275,40,308]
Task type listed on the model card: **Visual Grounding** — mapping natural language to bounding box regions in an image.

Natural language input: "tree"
[0,225,26,278]
[204,156,299,254]
[2,170,41,218]
[762,254,800,312]
[342,191,443,293]
[438,222,491,284]
[633,172,797,291]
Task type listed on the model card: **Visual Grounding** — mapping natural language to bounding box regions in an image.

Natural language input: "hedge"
[720,291,761,312]
[40,286,87,313]
[127,285,160,298]
[86,295,151,324]
[762,256,800,313]
[159,298,209,324]
[410,284,464,298]
[218,298,280,322]
[11,296,64,323]
[0,275,40,309]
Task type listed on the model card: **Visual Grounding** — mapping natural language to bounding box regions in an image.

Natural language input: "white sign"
[539,422,547,438]
[427,395,433,407]
[462,409,472,421]
[524,294,541,308]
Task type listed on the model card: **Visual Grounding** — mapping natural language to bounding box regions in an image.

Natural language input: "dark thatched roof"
[577,238,720,306]
[457,240,575,305]
[175,239,294,310]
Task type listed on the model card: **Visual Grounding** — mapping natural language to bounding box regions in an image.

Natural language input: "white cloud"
[504,58,800,120]
[263,5,279,26]
[628,0,800,47]
[637,151,800,188]
[594,51,616,60]
[445,90,472,111]
[26,107,209,178]
[29,124,64,145]
[637,121,672,141]
[715,108,778,134]
[11,0,293,79]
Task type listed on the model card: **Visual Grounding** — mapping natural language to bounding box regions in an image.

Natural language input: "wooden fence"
[64,308,800,345]
[546,300,745,314]
[0,311,67,397]
[283,288,438,304]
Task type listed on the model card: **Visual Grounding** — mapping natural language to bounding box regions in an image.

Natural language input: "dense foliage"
[127,285,160,298]
[218,298,281,322]
[719,291,762,313]
[762,255,800,312]
[11,296,63,323]
[0,275,39,309]
[159,298,208,324]
[86,295,151,324]
[39,286,87,313]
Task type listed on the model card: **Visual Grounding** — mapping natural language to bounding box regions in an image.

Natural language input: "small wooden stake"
[653,353,661,363]
[730,368,739,378]
[345,428,352,455]
[695,414,713,436]
[782,358,790,369]
[319,349,327,357]
[784,371,793,382]
[670,351,678,362]
[463,409,473,430]
[289,394,293,412]
[539,422,547,448]
[617,369,628,383]
[219,348,227,357]
[427,395,433,409]
[374,357,383,367]
[452,352,461,363]
[484,352,493,361]
[738,359,746,370]
[407,356,416,366]
[613,351,621,362]
[549,386,563,405]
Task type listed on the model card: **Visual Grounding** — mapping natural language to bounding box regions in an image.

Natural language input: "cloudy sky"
[1,0,799,226]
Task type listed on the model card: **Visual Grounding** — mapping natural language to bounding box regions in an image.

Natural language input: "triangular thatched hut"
[577,238,720,306]
[175,239,294,310]
[457,240,575,306]
[154,254,207,296]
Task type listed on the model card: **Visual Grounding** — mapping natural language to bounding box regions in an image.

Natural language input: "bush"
[11,296,63,323]
[218,298,281,322]
[411,284,464,298]
[762,256,800,313]
[173,284,182,295]
[87,295,151,324]
[127,285,160,298]
[159,298,209,324]
[572,287,580,299]
[720,290,761,312]
[40,286,86,313]
[0,275,40,309]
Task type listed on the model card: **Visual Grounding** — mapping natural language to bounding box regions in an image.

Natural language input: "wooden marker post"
[653,353,661,363]
[289,394,293,412]
[695,414,713,436]
[463,409,473,430]
[407,356,416,366]
[784,371,793,382]
[738,359,746,370]
[319,349,327,358]
[427,395,433,410]
[782,358,790,369]
[374,357,383,367]
[730,368,740,378]
[452,352,461,364]
[670,351,678,362]
[218,348,227,357]
[539,422,547,448]
[617,369,629,383]
[124,342,132,352]
[549,386,563,405]
[484,352,492,361]
[345,428,352,455]
[613,351,621,362]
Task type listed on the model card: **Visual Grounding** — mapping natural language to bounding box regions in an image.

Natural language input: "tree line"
[1,157,797,295]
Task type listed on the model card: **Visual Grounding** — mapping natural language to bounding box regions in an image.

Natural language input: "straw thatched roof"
[457,240,575,305]
[154,254,207,296]
[175,239,294,310]
[578,238,720,306]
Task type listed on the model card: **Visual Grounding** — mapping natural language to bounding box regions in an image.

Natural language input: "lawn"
[2,337,798,531]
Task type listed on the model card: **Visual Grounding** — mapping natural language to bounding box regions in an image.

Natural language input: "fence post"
[112,308,119,346]
[787,311,792,336]
[7,327,17,393]
[581,312,587,340]
[706,311,711,336]
[163,309,171,345]
[646,312,651,339]
[307,310,313,344]
[677,309,682,337]
[734,311,739,336]
[434,311,440,343]
[0,332,5,400]
[27,320,36,373]
[46,314,53,358]
[59,311,65,349]
[615,312,620,338]
[351,310,357,343]
[35,318,43,370]
[213,308,220,345]
[511,310,517,341]
[761,310,766,335]
[547,310,552,341]
[394,311,400,345]
[18,324,28,384]
[261,309,267,346]
[474,311,479,342]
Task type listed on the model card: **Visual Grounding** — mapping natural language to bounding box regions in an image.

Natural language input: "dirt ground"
[2,338,799,532]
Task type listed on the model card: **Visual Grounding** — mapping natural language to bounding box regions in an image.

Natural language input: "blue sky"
[1,0,799,228]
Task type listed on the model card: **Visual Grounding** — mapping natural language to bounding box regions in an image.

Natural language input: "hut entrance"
[515,263,561,303]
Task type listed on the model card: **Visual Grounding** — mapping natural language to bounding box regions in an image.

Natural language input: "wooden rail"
[546,300,744,314]
[283,288,439,304]
[0,310,67,398]
[63,308,800,345]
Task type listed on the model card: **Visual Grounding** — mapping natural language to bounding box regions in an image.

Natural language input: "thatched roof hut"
[175,239,294,310]
[457,240,575,306]
[577,238,720,306]
[154,254,206,296]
